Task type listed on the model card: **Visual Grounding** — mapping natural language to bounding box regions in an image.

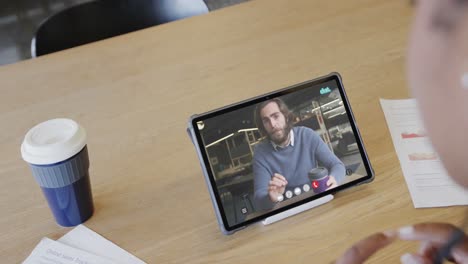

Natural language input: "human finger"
[335,232,396,264]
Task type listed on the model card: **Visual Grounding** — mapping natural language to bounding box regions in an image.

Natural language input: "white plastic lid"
[21,118,87,165]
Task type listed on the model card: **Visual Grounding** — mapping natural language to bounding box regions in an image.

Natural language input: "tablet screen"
[191,74,373,231]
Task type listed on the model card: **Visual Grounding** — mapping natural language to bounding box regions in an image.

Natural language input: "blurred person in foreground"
[337,1,468,263]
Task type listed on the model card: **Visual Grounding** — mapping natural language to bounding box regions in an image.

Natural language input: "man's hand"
[326,175,338,190]
[268,173,288,202]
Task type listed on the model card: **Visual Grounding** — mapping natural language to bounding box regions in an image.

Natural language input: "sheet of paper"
[23,237,116,264]
[58,225,146,264]
[380,98,468,208]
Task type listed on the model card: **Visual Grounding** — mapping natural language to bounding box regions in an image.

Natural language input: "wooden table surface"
[0,0,465,263]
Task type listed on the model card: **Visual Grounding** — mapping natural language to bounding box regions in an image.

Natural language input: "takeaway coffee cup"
[308,167,330,194]
[21,118,94,227]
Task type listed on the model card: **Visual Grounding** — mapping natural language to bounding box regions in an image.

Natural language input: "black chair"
[31,0,209,57]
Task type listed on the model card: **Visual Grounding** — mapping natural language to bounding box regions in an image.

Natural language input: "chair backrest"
[32,0,209,57]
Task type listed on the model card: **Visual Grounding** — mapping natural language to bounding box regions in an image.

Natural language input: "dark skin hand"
[335,223,468,264]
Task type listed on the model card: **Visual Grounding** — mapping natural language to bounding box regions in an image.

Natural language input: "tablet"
[187,73,374,234]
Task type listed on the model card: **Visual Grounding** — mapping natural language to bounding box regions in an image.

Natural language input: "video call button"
[294,187,301,196]
[277,194,284,202]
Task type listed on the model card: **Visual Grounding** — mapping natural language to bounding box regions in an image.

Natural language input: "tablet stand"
[262,194,334,225]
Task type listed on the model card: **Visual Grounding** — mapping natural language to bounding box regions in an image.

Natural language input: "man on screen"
[253,98,346,210]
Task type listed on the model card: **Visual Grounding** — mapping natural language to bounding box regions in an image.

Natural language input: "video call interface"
[196,80,369,227]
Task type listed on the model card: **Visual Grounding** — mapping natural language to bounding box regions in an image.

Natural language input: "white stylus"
[262,194,334,225]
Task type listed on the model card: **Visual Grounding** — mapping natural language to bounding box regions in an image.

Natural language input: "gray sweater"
[253,126,345,210]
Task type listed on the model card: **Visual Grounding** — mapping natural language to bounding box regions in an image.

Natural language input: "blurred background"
[0,0,249,66]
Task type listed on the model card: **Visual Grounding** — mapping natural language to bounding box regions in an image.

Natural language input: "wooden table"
[0,0,465,263]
